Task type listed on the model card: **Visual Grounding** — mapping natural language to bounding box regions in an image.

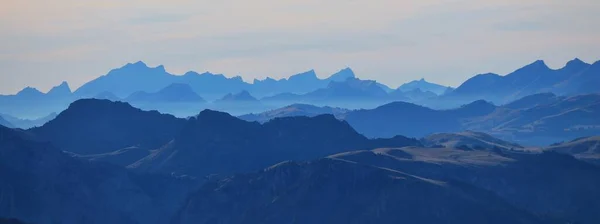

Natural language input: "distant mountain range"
[3,58,598,119]
[0,112,57,129]
[447,58,600,104]
[241,93,600,145]
[2,98,600,223]
[397,78,450,95]
[125,83,205,103]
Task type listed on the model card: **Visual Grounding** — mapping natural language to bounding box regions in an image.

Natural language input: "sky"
[1,0,599,94]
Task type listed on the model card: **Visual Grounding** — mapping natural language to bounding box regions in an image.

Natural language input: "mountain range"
[2,98,600,223]
[241,92,600,145]
[3,58,598,119]
[447,58,600,104]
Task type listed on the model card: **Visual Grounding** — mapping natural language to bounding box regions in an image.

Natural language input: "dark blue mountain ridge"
[0,124,197,224]
[31,99,187,155]
[129,108,421,177]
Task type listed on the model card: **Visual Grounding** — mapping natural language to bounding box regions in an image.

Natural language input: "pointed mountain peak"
[155,64,166,72]
[564,58,590,69]
[524,60,550,69]
[289,69,317,80]
[17,86,43,96]
[419,78,426,82]
[47,81,72,95]
[328,67,356,82]
[132,61,148,66]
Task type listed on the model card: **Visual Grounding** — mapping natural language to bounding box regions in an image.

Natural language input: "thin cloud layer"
[1,0,599,93]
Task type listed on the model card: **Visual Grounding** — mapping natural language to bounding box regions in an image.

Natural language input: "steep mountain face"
[46,81,72,98]
[0,126,198,224]
[239,104,349,123]
[130,110,420,177]
[546,136,600,165]
[175,159,544,224]
[125,83,205,103]
[331,147,600,223]
[31,99,186,155]
[397,78,449,95]
[451,59,597,103]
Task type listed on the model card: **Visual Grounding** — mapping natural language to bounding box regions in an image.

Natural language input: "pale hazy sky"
[1,0,599,94]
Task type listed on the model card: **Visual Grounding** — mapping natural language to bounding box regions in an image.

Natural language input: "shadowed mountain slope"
[31,99,186,155]
[175,158,545,224]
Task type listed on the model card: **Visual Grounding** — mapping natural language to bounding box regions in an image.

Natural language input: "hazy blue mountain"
[175,158,545,224]
[125,83,205,103]
[450,58,597,103]
[74,61,176,98]
[390,88,437,101]
[0,125,198,224]
[0,83,73,118]
[177,71,248,101]
[214,90,258,103]
[31,99,186,155]
[45,81,72,98]
[562,60,600,95]
[239,103,349,123]
[74,62,379,101]
[341,101,463,138]
[336,93,600,145]
[0,112,57,129]
[262,77,391,108]
[209,90,267,115]
[93,91,121,101]
[397,78,449,95]
[250,68,361,97]
[130,110,420,177]
[332,146,600,223]
[0,116,14,128]
[503,92,560,109]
